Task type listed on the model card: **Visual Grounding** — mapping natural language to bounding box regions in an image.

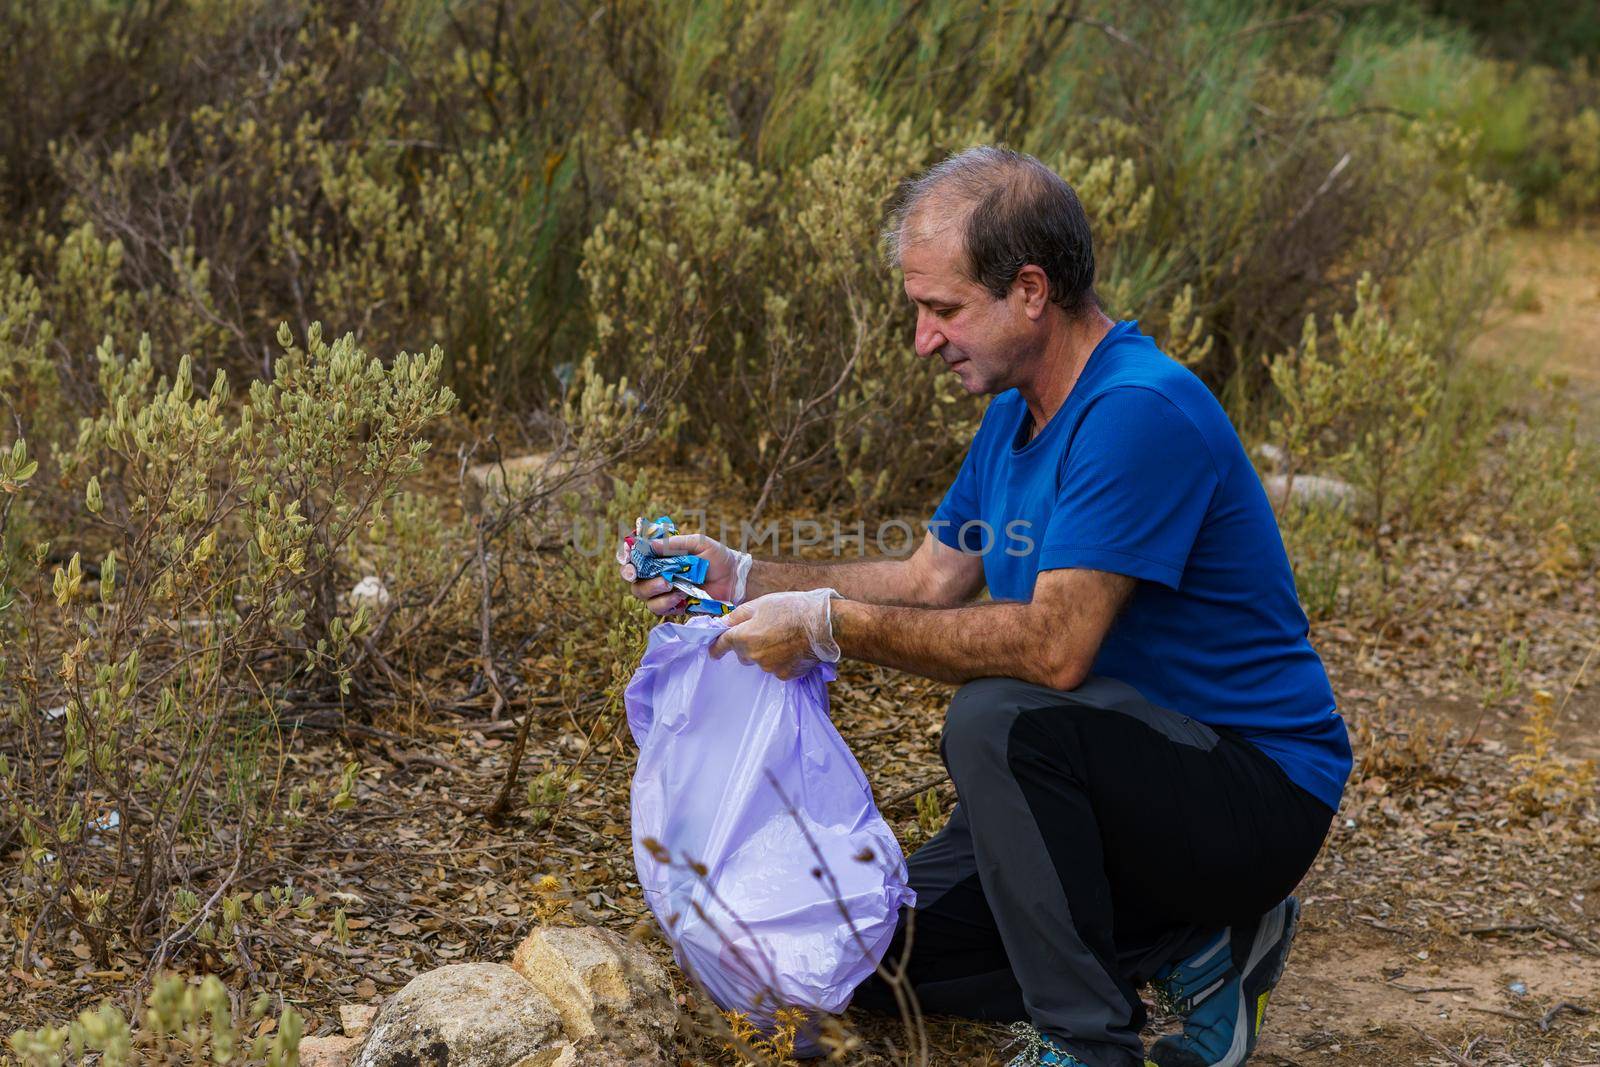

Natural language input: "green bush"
[1269,275,1440,586]
[9,973,303,1067]
[1347,28,1600,221]
[579,92,990,513]
[0,324,453,962]
[1,0,1556,517]
[1501,394,1600,569]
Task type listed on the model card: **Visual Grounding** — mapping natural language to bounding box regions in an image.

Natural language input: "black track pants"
[853,676,1335,1067]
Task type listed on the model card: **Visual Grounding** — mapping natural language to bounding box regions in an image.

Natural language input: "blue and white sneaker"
[1146,897,1301,1067]
[1004,1022,1091,1066]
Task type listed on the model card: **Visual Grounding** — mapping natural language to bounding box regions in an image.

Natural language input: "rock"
[464,452,596,516]
[462,451,606,548]
[510,926,674,1059]
[299,1035,358,1067]
[339,1003,378,1040]
[351,963,570,1067]
[1261,472,1360,512]
[347,929,674,1067]
[1253,441,1287,470]
[348,575,391,612]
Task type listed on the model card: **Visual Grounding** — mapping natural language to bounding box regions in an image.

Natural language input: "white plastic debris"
[349,575,391,611]
[43,703,68,720]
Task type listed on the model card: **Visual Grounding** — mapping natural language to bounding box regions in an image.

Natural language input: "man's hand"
[618,530,754,615]
[709,588,841,680]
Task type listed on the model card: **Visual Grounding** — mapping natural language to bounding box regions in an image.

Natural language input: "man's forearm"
[831,597,1082,690]
[745,556,930,606]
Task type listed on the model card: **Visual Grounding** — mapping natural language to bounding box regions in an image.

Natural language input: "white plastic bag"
[625,617,914,1043]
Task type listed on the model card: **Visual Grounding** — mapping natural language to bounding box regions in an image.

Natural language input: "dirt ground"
[4,229,1597,1065]
[1473,227,1600,414]
[1238,226,1600,1067]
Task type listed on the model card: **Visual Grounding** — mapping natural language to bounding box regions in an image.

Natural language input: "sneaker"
[1146,896,1301,1067]
[1004,1022,1091,1066]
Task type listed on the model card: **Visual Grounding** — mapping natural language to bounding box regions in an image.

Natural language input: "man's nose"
[914,311,946,359]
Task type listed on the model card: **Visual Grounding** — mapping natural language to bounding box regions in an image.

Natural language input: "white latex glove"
[618,530,754,615]
[709,588,841,680]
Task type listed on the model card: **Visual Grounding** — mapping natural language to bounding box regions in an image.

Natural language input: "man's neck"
[1017,307,1116,438]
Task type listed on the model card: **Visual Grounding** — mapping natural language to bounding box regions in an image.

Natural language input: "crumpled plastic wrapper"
[617,515,733,616]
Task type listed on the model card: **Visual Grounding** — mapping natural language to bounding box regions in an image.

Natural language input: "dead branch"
[1461,920,1600,957]
[484,621,553,823]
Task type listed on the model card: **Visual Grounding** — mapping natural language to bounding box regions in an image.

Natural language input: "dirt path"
[1256,921,1600,1065]
[1472,225,1600,413]
[1242,225,1600,1067]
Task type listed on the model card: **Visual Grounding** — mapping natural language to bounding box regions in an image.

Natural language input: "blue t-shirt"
[931,320,1351,811]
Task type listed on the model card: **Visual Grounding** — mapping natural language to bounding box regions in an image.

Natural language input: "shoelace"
[1004,1022,1079,1065]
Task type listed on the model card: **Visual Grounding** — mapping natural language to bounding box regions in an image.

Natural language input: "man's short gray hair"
[883,145,1099,316]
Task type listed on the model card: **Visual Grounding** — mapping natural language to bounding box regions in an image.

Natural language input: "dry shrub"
[1351,703,1457,790]
[1269,276,1440,584]
[0,324,454,965]
[2,1,589,410]
[579,91,981,515]
[1277,501,1363,622]
[1508,689,1598,825]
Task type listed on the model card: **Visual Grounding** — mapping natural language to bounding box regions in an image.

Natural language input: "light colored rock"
[464,452,595,515]
[351,963,570,1067]
[338,1003,378,1040]
[1262,472,1360,512]
[348,575,391,611]
[510,925,674,1058]
[1252,441,1287,470]
[299,1034,358,1067]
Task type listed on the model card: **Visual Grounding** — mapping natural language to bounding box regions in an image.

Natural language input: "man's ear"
[1014,264,1050,319]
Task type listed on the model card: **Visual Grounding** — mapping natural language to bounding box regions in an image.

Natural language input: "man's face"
[900,221,1038,396]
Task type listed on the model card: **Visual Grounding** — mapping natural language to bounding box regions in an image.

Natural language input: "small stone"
[300,1035,358,1067]
[349,575,390,612]
[340,1003,379,1039]
[464,452,597,515]
[1253,442,1286,470]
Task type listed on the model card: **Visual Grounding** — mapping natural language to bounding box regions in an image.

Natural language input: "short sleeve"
[1038,388,1218,589]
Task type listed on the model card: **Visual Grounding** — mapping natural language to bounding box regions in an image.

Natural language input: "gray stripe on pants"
[938,675,1220,1062]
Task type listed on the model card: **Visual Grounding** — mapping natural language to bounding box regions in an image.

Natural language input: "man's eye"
[935,307,958,319]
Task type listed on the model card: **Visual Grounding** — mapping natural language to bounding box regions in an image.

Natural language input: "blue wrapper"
[629,515,733,616]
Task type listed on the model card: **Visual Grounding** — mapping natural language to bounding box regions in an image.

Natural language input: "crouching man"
[623,147,1350,1067]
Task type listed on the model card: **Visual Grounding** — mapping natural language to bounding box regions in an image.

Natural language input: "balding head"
[884,146,1099,317]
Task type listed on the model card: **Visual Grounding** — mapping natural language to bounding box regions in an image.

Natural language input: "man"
[623,146,1350,1067]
